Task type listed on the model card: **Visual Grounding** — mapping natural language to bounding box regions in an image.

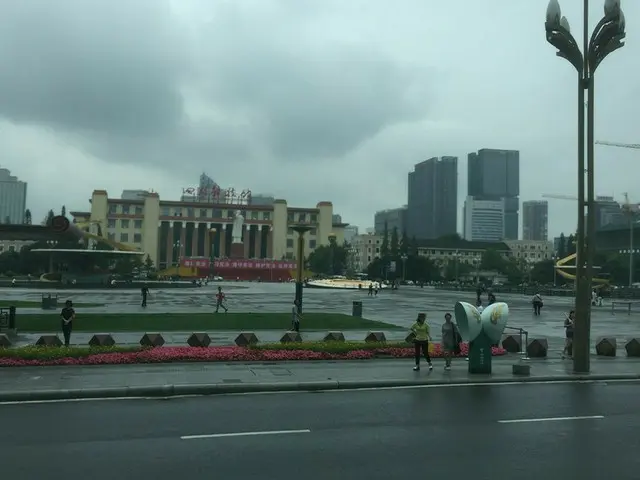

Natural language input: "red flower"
[0,342,506,367]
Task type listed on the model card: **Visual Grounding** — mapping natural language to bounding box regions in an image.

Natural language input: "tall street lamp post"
[401,254,408,282]
[545,0,626,373]
[292,225,312,314]
[328,233,337,275]
[173,241,182,267]
[209,227,217,274]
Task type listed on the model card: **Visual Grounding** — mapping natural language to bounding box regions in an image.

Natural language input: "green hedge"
[250,341,410,353]
[0,345,142,360]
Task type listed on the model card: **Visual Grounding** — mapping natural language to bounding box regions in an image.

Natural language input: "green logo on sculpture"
[490,305,503,325]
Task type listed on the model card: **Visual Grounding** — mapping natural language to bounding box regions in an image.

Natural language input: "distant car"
[212,276,223,281]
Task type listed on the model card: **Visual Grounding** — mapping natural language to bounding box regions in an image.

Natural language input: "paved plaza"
[2,283,640,353]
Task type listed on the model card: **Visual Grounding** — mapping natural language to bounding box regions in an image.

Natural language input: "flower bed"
[0,342,506,367]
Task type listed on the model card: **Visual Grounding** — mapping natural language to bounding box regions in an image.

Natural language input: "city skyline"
[0,1,638,239]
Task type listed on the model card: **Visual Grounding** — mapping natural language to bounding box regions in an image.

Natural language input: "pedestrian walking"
[215,286,228,313]
[562,310,575,359]
[441,312,460,370]
[532,293,543,316]
[291,300,301,332]
[488,292,496,305]
[60,300,75,347]
[410,313,433,371]
[141,283,150,307]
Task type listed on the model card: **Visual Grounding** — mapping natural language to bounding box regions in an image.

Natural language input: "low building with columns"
[70,190,347,269]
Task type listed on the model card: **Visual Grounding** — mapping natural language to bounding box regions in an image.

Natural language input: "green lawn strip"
[0,345,141,360]
[250,341,410,353]
[0,300,104,308]
[15,312,404,333]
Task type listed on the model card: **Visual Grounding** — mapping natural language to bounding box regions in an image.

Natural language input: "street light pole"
[401,254,408,282]
[173,241,182,267]
[292,225,312,314]
[629,216,635,287]
[545,0,626,373]
[328,233,337,276]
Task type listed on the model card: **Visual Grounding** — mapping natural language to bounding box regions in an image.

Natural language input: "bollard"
[352,301,363,318]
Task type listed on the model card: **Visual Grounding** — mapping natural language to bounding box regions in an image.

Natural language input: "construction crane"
[595,141,640,149]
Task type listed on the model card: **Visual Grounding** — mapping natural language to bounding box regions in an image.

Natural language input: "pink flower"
[0,342,506,367]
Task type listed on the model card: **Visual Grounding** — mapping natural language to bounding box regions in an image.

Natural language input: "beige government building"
[71,190,348,269]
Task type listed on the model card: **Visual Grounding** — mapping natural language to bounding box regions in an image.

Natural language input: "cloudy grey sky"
[0,0,638,238]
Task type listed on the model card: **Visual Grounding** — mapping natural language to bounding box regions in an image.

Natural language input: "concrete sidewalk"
[2,356,640,402]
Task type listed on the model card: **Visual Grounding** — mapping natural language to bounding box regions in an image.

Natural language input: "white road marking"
[180,429,311,440]
[498,415,604,424]
[0,378,638,405]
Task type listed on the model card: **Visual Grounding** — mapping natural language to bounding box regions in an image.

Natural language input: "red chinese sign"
[182,186,252,203]
[182,258,211,268]
[214,260,297,270]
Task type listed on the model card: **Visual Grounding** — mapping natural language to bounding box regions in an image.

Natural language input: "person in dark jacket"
[60,300,75,347]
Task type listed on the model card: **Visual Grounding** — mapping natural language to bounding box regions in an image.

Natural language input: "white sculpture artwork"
[231,210,244,244]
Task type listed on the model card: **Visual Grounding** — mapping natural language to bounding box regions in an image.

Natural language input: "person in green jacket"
[410,313,433,371]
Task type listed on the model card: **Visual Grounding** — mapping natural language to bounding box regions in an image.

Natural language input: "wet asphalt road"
[2,381,640,479]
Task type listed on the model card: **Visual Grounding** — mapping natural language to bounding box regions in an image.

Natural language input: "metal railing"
[503,326,529,360]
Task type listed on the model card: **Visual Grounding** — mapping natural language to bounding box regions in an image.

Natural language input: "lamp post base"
[573,279,591,373]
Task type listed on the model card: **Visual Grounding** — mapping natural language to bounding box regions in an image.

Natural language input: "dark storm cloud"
[0,0,186,136]
[0,0,434,170]
[196,2,434,159]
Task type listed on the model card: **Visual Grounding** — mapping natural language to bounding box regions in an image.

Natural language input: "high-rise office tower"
[463,196,505,242]
[522,200,549,240]
[374,207,407,235]
[467,148,520,239]
[0,167,27,224]
[406,156,458,239]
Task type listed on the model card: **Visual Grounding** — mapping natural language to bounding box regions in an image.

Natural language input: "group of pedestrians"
[409,312,462,371]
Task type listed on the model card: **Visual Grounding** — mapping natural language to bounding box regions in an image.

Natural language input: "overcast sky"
[1,0,638,239]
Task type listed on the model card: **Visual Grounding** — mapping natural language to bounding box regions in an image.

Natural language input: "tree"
[443,258,473,281]
[24,209,32,225]
[380,222,389,259]
[308,243,349,276]
[390,227,399,257]
[367,254,439,283]
[566,234,576,255]
[480,249,507,272]
[144,255,155,271]
[530,259,555,284]
[42,209,55,226]
[3,216,9,225]
[399,229,409,256]
[558,233,566,259]
[410,236,419,257]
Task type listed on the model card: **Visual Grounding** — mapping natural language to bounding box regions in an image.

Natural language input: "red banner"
[214,259,296,270]
[182,258,210,268]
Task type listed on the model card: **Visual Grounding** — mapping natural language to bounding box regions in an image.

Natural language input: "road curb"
[3,373,640,402]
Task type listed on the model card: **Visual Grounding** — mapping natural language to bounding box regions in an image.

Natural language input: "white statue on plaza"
[232,210,244,244]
